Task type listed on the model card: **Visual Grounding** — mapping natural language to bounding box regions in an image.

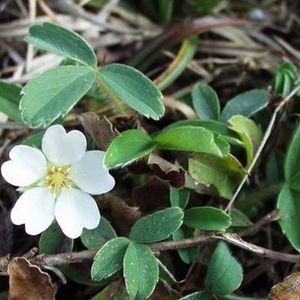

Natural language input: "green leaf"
[91,237,129,281]
[180,291,212,300]
[39,221,73,254]
[205,242,243,296]
[166,120,242,146]
[172,226,198,263]
[184,207,231,230]
[277,187,300,251]
[188,153,246,199]
[192,84,220,120]
[155,36,198,91]
[104,129,156,169]
[229,115,262,167]
[170,187,190,209]
[123,243,159,300]
[289,172,300,192]
[158,0,174,24]
[265,150,284,185]
[0,81,22,122]
[130,207,184,243]
[20,66,96,128]
[98,64,164,120]
[215,136,231,157]
[62,262,105,286]
[153,126,230,157]
[81,217,116,249]
[284,123,300,180]
[26,22,97,67]
[275,62,300,98]
[221,89,269,121]
[22,131,44,148]
[230,209,252,227]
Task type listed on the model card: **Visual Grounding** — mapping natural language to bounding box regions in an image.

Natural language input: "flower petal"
[55,188,100,239]
[11,187,55,235]
[42,125,87,166]
[70,151,115,195]
[1,145,46,187]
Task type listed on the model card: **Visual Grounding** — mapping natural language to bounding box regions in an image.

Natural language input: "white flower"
[1,125,115,239]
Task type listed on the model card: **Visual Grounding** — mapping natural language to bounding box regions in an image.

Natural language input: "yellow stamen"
[44,166,71,195]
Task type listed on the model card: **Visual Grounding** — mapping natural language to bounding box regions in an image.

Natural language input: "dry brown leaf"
[128,155,185,188]
[8,257,57,300]
[148,154,186,188]
[269,272,300,300]
[100,195,141,235]
[112,116,139,132]
[79,112,117,151]
[132,177,169,213]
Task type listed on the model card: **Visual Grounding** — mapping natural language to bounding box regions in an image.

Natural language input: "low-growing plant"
[1,21,300,300]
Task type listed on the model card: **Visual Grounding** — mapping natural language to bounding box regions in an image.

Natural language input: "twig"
[150,235,210,252]
[225,85,300,213]
[0,122,28,129]
[215,233,300,263]
[49,0,149,35]
[154,233,300,264]
[42,265,67,284]
[157,259,178,284]
[238,209,281,237]
[1,232,300,273]
[25,0,36,73]
[163,96,197,119]
[37,0,63,24]
[30,248,98,267]
[15,0,28,17]
[98,0,119,23]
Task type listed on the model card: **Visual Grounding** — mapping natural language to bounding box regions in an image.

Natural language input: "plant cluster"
[1,16,300,300]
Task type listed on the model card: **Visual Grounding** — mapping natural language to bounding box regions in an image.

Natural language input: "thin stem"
[225,86,300,213]
[95,74,128,116]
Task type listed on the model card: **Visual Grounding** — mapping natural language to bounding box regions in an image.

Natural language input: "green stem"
[95,73,128,116]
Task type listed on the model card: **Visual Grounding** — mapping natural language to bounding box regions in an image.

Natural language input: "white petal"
[55,188,100,239]
[11,187,55,235]
[70,151,115,195]
[1,145,46,187]
[42,125,87,166]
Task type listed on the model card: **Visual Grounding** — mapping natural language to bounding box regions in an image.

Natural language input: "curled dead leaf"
[269,272,300,300]
[100,195,141,235]
[148,154,186,188]
[127,154,185,188]
[79,112,117,150]
[8,257,57,300]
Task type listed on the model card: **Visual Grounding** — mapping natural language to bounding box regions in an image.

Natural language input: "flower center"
[45,166,71,195]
